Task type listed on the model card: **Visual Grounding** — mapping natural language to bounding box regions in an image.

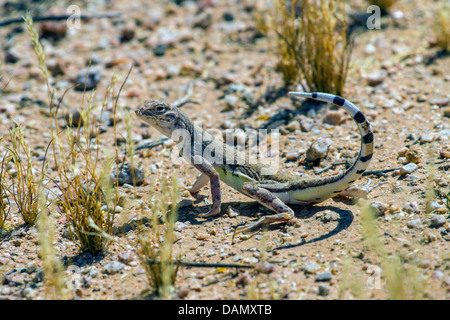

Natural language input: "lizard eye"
[155,105,166,113]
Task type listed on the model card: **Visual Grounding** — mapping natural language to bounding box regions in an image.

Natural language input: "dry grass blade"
[7,123,46,225]
[37,189,67,299]
[136,177,180,299]
[0,142,11,232]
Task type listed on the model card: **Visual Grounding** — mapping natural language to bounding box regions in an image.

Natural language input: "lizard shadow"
[271,204,354,251]
[176,199,354,249]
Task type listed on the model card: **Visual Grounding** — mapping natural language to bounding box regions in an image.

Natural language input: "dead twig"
[0,12,122,27]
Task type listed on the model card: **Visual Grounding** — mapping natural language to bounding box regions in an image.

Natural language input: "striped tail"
[288,91,374,202]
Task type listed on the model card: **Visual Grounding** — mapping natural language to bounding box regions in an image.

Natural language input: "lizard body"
[135,92,374,233]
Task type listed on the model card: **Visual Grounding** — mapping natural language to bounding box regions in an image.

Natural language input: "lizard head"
[135,100,186,137]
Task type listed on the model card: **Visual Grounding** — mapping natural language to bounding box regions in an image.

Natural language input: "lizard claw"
[179,185,200,195]
[197,207,221,218]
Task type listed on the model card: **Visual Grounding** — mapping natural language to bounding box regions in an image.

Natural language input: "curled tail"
[288,91,374,202]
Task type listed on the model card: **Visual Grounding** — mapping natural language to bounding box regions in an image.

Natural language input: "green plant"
[268,0,351,94]
[136,178,180,298]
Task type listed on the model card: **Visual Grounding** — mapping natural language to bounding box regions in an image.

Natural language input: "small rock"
[407,218,422,229]
[285,150,300,161]
[40,21,67,41]
[300,118,314,132]
[120,25,135,42]
[222,11,235,21]
[306,138,332,164]
[322,110,346,125]
[153,43,167,57]
[405,148,421,164]
[64,109,83,127]
[404,201,420,214]
[118,252,134,265]
[103,261,125,275]
[429,215,446,228]
[285,120,300,131]
[303,260,320,274]
[315,271,332,282]
[4,48,21,63]
[224,94,239,109]
[318,283,329,296]
[192,11,213,29]
[111,163,145,186]
[420,133,434,143]
[400,163,418,175]
[430,97,449,107]
[370,201,388,215]
[366,69,387,86]
[74,66,102,91]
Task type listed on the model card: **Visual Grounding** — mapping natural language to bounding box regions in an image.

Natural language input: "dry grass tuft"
[136,178,180,298]
[268,0,351,94]
[37,190,67,299]
[0,142,10,231]
[7,123,46,225]
[24,12,126,253]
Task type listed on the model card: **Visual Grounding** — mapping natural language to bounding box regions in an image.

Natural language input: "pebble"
[285,120,300,131]
[400,163,418,175]
[102,261,125,275]
[429,215,446,228]
[120,25,135,42]
[404,201,420,214]
[430,97,449,107]
[300,118,314,132]
[315,271,332,282]
[74,66,102,91]
[192,10,213,29]
[366,69,387,86]
[420,133,434,143]
[306,138,332,163]
[64,109,83,127]
[407,218,422,229]
[322,110,346,125]
[405,148,421,164]
[222,11,235,21]
[118,252,135,265]
[40,21,67,41]
[111,163,145,186]
[370,201,388,215]
[4,48,21,63]
[303,260,321,274]
[285,150,300,161]
[224,94,239,109]
[153,43,167,57]
[317,283,329,296]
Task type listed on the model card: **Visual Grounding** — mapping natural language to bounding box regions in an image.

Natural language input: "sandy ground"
[0,0,449,300]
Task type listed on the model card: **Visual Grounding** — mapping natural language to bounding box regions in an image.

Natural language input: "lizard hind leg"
[234,181,295,235]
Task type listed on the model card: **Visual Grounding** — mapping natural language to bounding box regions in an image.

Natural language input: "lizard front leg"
[192,156,222,217]
[234,181,295,234]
